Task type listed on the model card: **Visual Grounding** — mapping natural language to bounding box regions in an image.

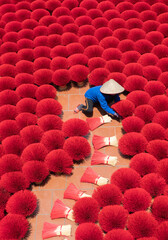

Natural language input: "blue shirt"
[85,86,120,115]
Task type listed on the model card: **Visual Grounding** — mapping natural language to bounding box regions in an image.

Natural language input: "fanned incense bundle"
[86,115,112,131]
[64,183,91,201]
[91,150,118,166]
[50,199,74,221]
[42,222,72,239]
[92,135,118,149]
[80,167,109,186]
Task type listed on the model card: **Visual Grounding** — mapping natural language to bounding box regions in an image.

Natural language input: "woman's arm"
[97,92,116,115]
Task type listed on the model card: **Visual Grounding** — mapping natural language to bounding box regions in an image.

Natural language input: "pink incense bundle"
[42,222,72,239]
[86,115,112,131]
[80,167,109,186]
[92,135,118,150]
[50,199,74,221]
[91,150,118,166]
[64,183,91,201]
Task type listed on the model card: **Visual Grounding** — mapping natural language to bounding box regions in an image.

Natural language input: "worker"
[74,79,124,119]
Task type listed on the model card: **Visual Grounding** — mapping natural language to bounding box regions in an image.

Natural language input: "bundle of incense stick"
[91,150,118,166]
[86,115,112,130]
[92,135,118,149]
[64,183,91,200]
[50,199,74,221]
[80,167,109,186]
[42,222,72,239]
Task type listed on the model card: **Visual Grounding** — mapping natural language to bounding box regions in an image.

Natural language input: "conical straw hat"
[100,79,124,94]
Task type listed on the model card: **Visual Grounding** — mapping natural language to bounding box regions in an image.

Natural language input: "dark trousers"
[82,98,94,114]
